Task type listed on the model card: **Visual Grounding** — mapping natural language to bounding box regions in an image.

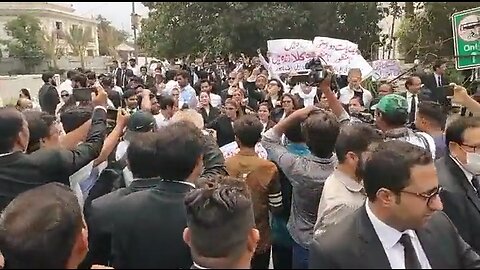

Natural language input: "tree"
[37,30,63,69]
[66,26,93,69]
[397,2,480,62]
[138,2,383,59]
[3,14,44,73]
[97,15,128,57]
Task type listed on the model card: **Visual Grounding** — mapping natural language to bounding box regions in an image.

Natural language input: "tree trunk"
[80,50,85,69]
[404,2,415,63]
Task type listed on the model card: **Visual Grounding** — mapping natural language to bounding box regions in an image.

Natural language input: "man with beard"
[313,123,383,237]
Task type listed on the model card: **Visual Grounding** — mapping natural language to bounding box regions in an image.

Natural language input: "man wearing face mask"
[436,116,480,254]
[313,123,383,237]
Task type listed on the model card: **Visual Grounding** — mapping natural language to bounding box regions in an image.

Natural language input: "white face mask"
[463,151,480,175]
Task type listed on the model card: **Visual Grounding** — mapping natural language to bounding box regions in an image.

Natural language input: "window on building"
[55,21,63,30]
[87,49,94,57]
[72,24,78,31]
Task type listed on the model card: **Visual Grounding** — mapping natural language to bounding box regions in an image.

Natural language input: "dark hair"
[417,101,446,130]
[140,66,148,72]
[200,79,211,86]
[349,96,364,107]
[176,70,190,80]
[66,70,77,80]
[184,176,254,260]
[100,76,113,88]
[364,140,433,201]
[129,58,136,63]
[86,71,96,81]
[0,183,84,268]
[281,93,300,110]
[0,108,25,154]
[233,115,263,148]
[445,116,480,147]
[432,60,445,72]
[123,89,137,100]
[19,88,31,100]
[127,121,204,180]
[165,70,177,81]
[302,110,340,158]
[159,95,175,110]
[258,102,270,112]
[120,61,127,65]
[335,123,383,163]
[41,72,54,83]
[72,73,87,88]
[60,106,93,133]
[23,111,57,154]
[284,122,305,143]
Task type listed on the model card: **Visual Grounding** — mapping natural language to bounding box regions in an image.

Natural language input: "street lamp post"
[131,2,140,63]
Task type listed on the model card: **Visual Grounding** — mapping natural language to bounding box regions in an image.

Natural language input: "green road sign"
[452,7,480,70]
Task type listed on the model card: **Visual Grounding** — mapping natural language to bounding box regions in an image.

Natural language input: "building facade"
[0,2,99,57]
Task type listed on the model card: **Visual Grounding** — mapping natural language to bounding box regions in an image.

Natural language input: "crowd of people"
[0,51,480,269]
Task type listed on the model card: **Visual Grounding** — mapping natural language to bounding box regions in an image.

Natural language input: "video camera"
[287,57,340,93]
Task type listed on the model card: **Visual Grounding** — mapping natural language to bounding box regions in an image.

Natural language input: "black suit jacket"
[199,105,221,125]
[422,73,450,104]
[140,74,155,89]
[38,83,60,115]
[437,155,480,254]
[115,68,129,88]
[0,108,106,210]
[83,178,162,267]
[206,114,235,147]
[309,205,480,269]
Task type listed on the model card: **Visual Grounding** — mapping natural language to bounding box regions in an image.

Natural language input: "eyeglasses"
[399,186,443,206]
[61,94,70,98]
[460,143,480,154]
[228,77,236,80]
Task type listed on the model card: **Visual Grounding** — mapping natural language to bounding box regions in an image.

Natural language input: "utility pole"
[131,2,139,63]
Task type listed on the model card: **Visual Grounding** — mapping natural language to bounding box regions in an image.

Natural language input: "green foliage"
[397,2,480,60]
[139,2,383,59]
[97,15,129,57]
[4,14,44,72]
[66,26,93,69]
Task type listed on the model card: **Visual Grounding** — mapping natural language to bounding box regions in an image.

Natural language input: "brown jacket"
[225,148,282,254]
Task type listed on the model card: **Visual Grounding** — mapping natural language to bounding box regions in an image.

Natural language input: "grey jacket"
[262,129,336,249]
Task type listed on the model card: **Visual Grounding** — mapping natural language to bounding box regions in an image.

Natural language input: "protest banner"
[267,39,315,73]
[312,37,373,79]
[371,59,402,80]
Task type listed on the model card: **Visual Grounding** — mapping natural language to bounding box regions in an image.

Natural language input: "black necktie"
[471,176,480,198]
[409,95,417,123]
[399,234,421,269]
[122,71,126,87]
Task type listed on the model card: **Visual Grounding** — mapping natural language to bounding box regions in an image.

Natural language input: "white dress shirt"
[406,91,419,114]
[434,73,442,87]
[339,86,374,108]
[365,201,432,269]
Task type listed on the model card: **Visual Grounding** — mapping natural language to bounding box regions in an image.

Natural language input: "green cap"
[376,94,408,116]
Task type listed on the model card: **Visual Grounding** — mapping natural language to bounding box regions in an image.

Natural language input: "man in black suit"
[436,116,480,254]
[422,60,450,104]
[38,72,60,115]
[139,66,154,89]
[309,140,480,269]
[399,75,432,124]
[184,175,259,269]
[85,121,227,269]
[115,61,129,89]
[0,86,108,211]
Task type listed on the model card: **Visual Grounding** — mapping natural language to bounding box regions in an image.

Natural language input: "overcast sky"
[57,2,149,32]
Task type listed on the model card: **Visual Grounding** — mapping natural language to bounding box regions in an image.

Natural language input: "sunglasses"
[228,77,236,80]
[61,94,70,98]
